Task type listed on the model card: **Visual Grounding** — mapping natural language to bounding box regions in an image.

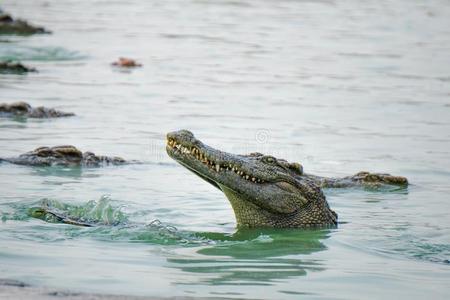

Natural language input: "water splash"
[19,196,210,245]
[28,195,128,226]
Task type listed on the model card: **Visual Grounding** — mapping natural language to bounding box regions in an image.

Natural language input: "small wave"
[359,232,450,266]
[0,46,86,61]
[397,239,450,265]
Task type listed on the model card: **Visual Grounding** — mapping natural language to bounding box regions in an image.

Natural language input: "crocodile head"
[3,145,126,167]
[166,130,337,228]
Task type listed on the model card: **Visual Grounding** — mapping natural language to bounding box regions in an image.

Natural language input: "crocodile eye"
[262,156,277,164]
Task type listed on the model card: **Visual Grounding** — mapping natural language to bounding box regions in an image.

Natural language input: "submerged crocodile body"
[0,102,74,118]
[0,61,36,74]
[1,145,126,167]
[166,130,408,228]
[0,12,50,35]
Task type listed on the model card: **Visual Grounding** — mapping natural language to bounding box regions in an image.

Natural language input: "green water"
[1,0,449,299]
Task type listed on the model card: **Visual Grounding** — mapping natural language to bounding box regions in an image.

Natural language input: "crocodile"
[0,145,127,167]
[0,61,36,74]
[166,130,408,228]
[0,12,50,35]
[0,102,74,118]
[28,207,95,227]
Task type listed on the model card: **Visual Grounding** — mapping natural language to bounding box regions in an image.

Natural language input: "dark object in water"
[0,101,75,118]
[111,57,142,68]
[1,145,127,167]
[0,12,50,35]
[0,60,36,74]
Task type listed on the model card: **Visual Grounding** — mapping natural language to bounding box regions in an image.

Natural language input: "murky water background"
[1,0,450,299]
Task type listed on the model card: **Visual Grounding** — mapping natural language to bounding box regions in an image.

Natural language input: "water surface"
[1,0,449,299]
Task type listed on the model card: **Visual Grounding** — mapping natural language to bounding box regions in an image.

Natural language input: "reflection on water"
[0,115,29,123]
[169,229,329,286]
[197,229,329,258]
[29,165,84,179]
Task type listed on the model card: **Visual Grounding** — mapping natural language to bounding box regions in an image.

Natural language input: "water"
[1,0,449,299]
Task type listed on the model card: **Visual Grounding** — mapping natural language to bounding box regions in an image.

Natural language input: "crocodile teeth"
[169,139,265,183]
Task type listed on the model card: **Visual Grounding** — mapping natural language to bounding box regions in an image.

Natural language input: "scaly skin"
[0,13,50,35]
[1,145,127,167]
[25,130,407,228]
[0,102,74,118]
[166,130,408,228]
